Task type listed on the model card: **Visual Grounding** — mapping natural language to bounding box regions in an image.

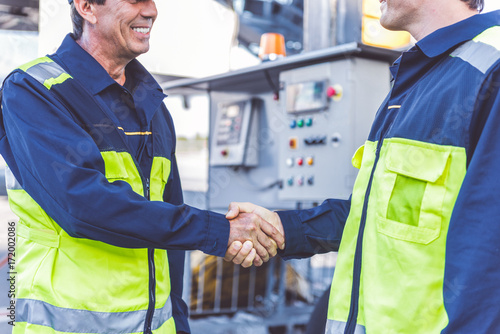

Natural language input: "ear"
[73,0,97,25]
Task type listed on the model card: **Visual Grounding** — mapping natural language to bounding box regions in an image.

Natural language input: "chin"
[131,45,151,57]
[379,18,400,31]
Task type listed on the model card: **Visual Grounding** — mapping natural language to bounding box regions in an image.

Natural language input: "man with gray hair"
[0,0,284,333]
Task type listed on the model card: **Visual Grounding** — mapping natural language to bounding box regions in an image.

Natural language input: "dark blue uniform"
[1,34,230,333]
[279,10,500,332]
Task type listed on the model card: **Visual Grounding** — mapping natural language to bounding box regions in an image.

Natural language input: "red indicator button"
[297,158,304,166]
[327,86,337,98]
[221,149,228,157]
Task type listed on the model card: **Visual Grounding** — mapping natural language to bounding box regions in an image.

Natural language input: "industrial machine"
[165,43,396,210]
[278,58,388,201]
[164,43,398,333]
[160,1,404,332]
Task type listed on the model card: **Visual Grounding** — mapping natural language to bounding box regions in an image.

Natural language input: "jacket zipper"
[344,109,399,333]
[144,248,156,333]
[344,140,383,334]
[142,177,156,334]
[128,121,154,334]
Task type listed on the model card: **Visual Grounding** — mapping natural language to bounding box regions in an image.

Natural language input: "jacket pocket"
[101,151,129,181]
[375,139,451,244]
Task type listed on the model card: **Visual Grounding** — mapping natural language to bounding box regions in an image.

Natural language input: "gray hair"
[70,0,106,40]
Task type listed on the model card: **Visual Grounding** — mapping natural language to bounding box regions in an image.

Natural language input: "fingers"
[226,202,258,220]
[259,216,285,250]
[225,202,240,220]
[241,248,257,268]
[253,238,270,263]
[227,212,282,264]
[224,241,243,262]
[231,240,253,265]
[226,202,284,238]
[257,229,277,258]
[253,254,263,267]
[226,240,263,268]
[224,240,269,268]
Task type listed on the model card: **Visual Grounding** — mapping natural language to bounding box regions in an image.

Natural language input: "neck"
[410,3,478,41]
[77,34,129,86]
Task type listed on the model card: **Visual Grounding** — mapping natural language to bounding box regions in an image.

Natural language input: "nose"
[141,0,158,22]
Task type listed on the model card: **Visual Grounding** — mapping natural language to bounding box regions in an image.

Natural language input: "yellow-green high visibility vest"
[325,139,466,334]
[324,26,500,334]
[7,57,176,334]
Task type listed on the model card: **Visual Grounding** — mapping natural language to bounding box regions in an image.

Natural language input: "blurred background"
[1,0,499,333]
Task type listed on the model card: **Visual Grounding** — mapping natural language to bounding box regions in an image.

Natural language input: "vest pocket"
[150,157,172,201]
[101,151,129,181]
[376,140,451,244]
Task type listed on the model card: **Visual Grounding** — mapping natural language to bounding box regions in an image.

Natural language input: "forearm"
[2,73,230,256]
[277,198,350,259]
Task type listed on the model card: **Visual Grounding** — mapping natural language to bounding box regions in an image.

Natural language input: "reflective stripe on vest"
[19,56,72,90]
[5,165,22,190]
[17,297,172,334]
[450,26,500,74]
[327,138,466,333]
[10,57,174,333]
[325,319,365,334]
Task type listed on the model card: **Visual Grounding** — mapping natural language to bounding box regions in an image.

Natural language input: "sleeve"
[0,71,229,257]
[277,198,350,260]
[442,63,500,333]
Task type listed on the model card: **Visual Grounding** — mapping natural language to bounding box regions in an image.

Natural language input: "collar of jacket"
[53,33,166,99]
[416,9,500,58]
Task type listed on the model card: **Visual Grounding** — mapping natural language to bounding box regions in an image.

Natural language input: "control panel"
[210,99,259,167]
[278,58,390,201]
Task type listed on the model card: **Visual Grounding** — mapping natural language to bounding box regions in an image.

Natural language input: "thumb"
[225,202,240,219]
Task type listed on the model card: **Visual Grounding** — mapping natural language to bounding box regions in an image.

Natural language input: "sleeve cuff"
[276,210,306,259]
[172,312,190,334]
[202,210,230,257]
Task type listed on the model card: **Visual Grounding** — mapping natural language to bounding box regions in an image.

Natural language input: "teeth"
[132,27,150,34]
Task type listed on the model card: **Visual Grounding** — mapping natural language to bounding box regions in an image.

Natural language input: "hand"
[225,240,261,268]
[224,202,285,267]
[226,202,284,235]
[225,211,284,266]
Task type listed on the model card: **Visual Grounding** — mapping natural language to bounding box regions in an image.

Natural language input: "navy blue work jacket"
[0,34,230,333]
[278,10,500,332]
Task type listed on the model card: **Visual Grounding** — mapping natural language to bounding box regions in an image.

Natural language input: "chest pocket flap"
[385,142,450,182]
[376,139,452,245]
[101,151,129,180]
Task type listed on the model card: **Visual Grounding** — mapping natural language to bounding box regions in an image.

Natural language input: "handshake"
[224,202,285,268]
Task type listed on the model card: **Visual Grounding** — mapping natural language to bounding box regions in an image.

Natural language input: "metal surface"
[0,0,38,8]
[303,0,337,52]
[162,43,400,95]
[277,57,390,201]
[210,99,259,167]
[207,91,296,212]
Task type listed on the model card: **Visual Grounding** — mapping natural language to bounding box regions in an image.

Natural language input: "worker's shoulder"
[451,26,500,75]
[1,56,70,110]
[14,56,72,91]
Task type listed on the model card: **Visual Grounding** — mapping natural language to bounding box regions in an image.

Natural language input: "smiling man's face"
[92,0,157,61]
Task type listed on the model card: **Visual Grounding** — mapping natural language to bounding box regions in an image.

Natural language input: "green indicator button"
[297,119,304,128]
